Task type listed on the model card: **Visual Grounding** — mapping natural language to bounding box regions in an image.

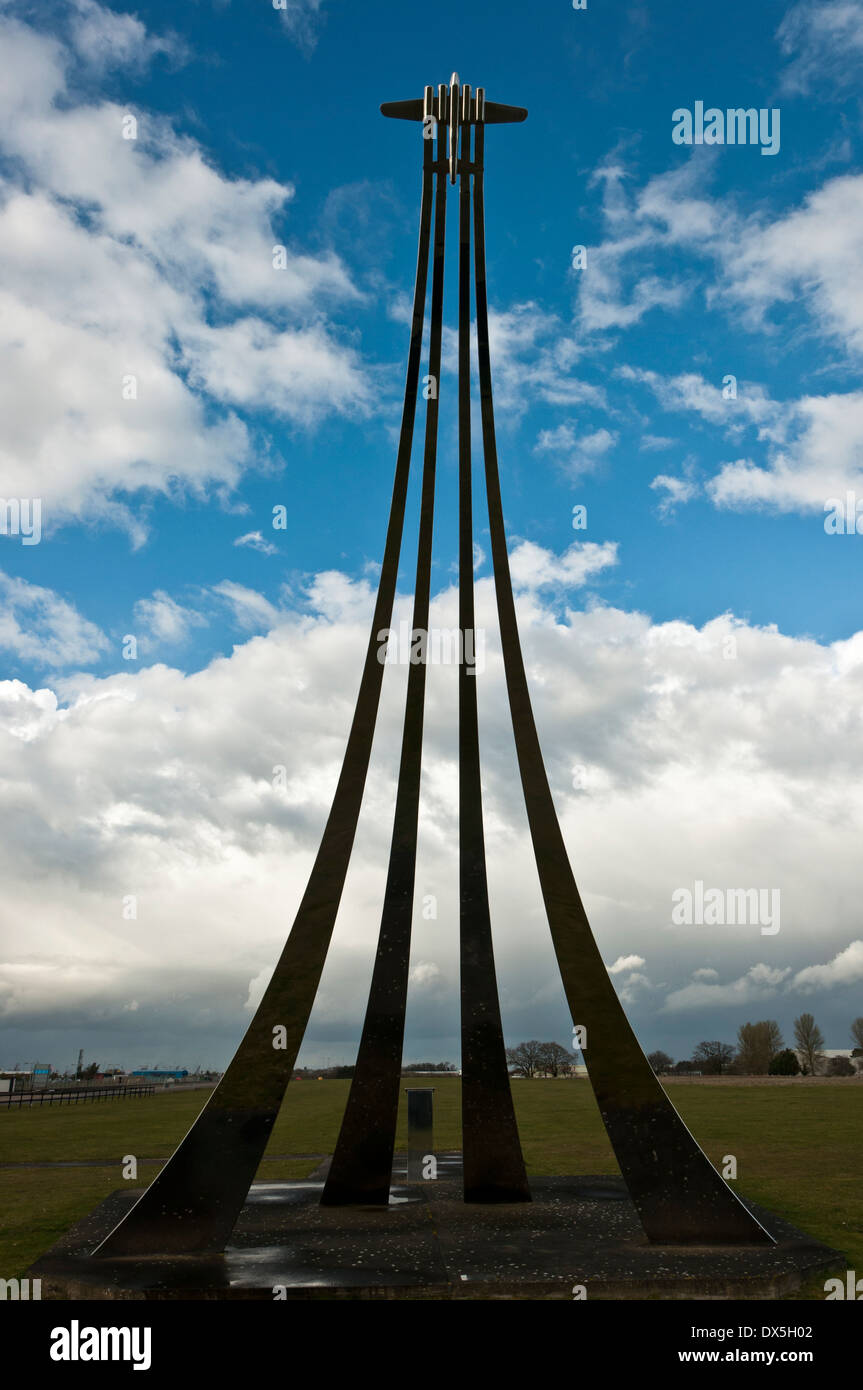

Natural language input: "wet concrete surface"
[30,1154,842,1300]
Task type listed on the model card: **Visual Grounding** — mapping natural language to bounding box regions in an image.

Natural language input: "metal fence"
[0,1083,156,1109]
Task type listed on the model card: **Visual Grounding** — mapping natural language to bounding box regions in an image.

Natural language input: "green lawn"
[1,1078,859,1295]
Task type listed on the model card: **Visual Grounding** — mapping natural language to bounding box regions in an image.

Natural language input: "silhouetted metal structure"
[94,77,772,1257]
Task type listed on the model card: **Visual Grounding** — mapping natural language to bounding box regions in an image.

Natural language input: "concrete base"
[30,1155,842,1300]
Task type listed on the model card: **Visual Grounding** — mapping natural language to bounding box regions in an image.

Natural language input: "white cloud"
[777,0,863,95]
[0,6,365,540]
[2,565,863,1053]
[716,174,863,354]
[664,964,793,1012]
[507,539,618,591]
[639,434,675,453]
[585,157,863,373]
[650,473,700,516]
[0,571,109,668]
[534,423,617,480]
[646,173,863,513]
[608,364,863,520]
[578,154,863,516]
[277,0,328,56]
[184,319,369,424]
[69,0,184,72]
[443,304,605,415]
[235,531,278,557]
[708,391,863,513]
[790,939,863,991]
[133,592,206,650]
[211,580,281,631]
[665,939,863,1012]
[581,264,687,332]
[575,163,696,332]
[608,954,646,974]
[583,140,849,379]
[0,680,63,742]
[616,970,653,1006]
[618,366,786,440]
[409,961,443,991]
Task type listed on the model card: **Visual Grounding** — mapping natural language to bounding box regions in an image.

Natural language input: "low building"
[794,1048,859,1075]
[0,1071,33,1094]
[130,1069,189,1082]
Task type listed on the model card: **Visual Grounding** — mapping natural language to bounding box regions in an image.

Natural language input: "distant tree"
[769,1049,800,1076]
[673,1058,696,1074]
[403,1062,457,1073]
[505,1041,546,1079]
[794,1013,825,1077]
[536,1042,575,1077]
[737,1021,783,1075]
[692,1041,736,1075]
[850,1018,863,1052]
[826,1056,855,1077]
[647,1050,674,1075]
[81,1062,99,1080]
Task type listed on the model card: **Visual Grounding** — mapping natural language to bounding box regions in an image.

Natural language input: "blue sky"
[6,0,863,665]
[2,0,863,1072]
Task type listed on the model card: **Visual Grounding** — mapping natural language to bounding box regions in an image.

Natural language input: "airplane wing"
[381,99,527,123]
[380,99,425,121]
[483,101,528,124]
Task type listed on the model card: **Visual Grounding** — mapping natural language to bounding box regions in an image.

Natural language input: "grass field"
[1,1076,859,1296]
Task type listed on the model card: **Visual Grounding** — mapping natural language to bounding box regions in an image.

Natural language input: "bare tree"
[737,1021,783,1075]
[794,1013,825,1077]
[536,1042,575,1077]
[647,1050,674,1075]
[505,1040,546,1079]
[692,1041,735,1075]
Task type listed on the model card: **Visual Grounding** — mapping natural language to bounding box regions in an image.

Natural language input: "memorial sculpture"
[94,76,772,1258]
